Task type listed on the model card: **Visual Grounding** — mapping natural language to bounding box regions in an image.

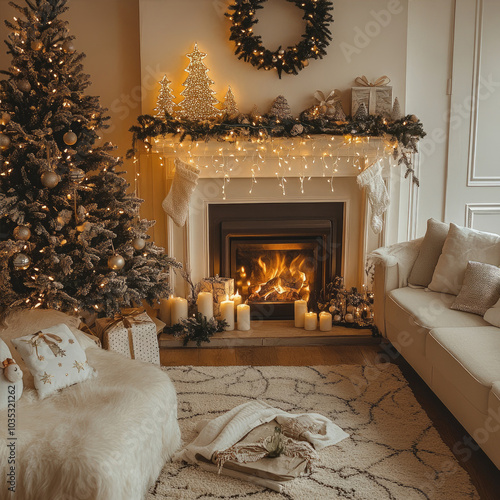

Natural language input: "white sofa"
[0,309,181,500]
[370,223,500,470]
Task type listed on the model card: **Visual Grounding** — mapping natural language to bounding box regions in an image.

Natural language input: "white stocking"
[162,158,200,227]
[357,161,390,234]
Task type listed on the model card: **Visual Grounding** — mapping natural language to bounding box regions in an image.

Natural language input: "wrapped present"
[313,89,342,119]
[95,308,160,365]
[351,76,392,117]
[198,277,234,318]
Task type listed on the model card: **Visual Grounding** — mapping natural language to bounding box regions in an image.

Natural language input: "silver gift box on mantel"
[351,75,392,117]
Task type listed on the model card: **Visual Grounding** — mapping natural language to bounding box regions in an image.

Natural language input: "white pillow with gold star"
[11,323,96,399]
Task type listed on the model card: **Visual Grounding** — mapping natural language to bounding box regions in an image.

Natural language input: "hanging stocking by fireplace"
[162,158,200,227]
[357,161,390,234]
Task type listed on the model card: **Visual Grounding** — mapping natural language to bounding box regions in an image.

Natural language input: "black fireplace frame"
[208,202,344,320]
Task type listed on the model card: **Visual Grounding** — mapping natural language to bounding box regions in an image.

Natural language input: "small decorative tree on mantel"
[0,0,178,318]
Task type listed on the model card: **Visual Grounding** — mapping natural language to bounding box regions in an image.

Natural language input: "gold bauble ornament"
[13,225,31,240]
[108,254,125,270]
[302,60,309,67]
[69,167,85,183]
[1,112,11,125]
[63,130,77,145]
[0,133,10,150]
[41,170,60,188]
[17,79,31,92]
[344,313,354,323]
[13,253,31,270]
[409,114,419,123]
[62,40,75,53]
[132,238,146,250]
[31,40,43,51]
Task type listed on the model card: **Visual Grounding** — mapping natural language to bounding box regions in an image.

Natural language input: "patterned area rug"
[148,365,479,499]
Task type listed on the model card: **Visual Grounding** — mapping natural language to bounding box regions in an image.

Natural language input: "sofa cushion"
[451,261,500,315]
[484,297,500,327]
[408,218,449,287]
[428,223,500,296]
[426,327,500,414]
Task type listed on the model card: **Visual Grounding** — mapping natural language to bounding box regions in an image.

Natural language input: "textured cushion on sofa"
[428,223,500,295]
[426,326,500,414]
[408,218,449,287]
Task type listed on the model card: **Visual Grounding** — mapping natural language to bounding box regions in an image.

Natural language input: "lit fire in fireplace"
[242,252,313,303]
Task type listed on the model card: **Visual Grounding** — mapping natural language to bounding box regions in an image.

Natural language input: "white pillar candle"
[220,296,235,331]
[159,297,172,326]
[171,297,188,325]
[237,304,251,331]
[319,311,332,331]
[197,291,214,321]
[294,300,307,328]
[304,311,318,331]
[232,291,242,310]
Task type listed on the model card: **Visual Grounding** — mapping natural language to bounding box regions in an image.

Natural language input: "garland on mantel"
[127,112,426,184]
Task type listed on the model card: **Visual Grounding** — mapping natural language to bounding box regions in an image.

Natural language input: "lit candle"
[319,311,332,331]
[159,297,171,326]
[232,291,242,309]
[294,300,307,328]
[237,303,251,331]
[197,291,214,321]
[220,295,235,331]
[304,311,317,331]
[171,297,188,325]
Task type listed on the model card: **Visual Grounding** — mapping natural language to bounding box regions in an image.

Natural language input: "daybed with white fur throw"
[370,218,500,469]
[0,309,181,500]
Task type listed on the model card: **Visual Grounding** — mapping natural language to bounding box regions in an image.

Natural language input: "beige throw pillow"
[451,262,500,315]
[484,297,500,327]
[408,218,449,287]
[428,223,500,295]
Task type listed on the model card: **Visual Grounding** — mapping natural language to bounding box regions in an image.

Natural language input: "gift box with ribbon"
[351,76,392,117]
[313,89,343,119]
[95,308,161,365]
[198,277,235,318]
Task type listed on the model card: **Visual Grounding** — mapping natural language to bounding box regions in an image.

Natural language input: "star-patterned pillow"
[11,323,96,399]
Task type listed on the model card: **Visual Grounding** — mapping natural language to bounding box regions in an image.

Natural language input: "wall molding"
[465,203,500,228]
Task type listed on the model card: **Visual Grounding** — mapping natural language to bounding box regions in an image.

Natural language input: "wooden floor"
[160,343,500,500]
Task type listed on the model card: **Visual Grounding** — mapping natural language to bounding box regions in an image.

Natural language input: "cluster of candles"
[294,299,333,331]
[159,291,251,331]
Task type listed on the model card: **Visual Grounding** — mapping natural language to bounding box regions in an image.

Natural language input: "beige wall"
[0,0,141,185]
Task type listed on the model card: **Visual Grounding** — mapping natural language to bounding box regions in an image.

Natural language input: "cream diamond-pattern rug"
[149,364,479,499]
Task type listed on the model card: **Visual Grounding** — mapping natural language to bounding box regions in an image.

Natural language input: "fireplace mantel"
[150,135,395,179]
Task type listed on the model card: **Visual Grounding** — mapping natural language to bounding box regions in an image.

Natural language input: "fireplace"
[209,202,344,320]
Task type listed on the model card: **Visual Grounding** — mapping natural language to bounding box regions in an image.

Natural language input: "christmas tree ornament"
[333,102,347,122]
[178,43,222,121]
[0,133,10,150]
[31,39,43,51]
[41,170,60,188]
[162,158,200,227]
[290,123,304,136]
[409,114,419,123]
[17,79,31,92]
[69,167,85,183]
[132,238,146,251]
[62,40,75,53]
[1,112,11,125]
[226,0,334,78]
[13,253,31,270]
[391,97,402,121]
[222,86,238,117]
[13,225,31,240]
[268,95,293,120]
[63,130,77,145]
[154,75,175,117]
[354,102,368,120]
[108,254,125,271]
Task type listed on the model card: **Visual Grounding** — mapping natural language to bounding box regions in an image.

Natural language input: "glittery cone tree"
[178,43,221,121]
[222,86,238,117]
[154,75,175,117]
[0,0,178,317]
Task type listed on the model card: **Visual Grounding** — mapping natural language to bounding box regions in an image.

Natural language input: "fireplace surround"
[209,202,343,319]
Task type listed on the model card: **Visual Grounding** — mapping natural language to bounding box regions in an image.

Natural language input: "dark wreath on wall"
[226,0,334,78]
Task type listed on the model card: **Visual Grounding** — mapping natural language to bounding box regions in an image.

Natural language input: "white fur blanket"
[0,347,180,500]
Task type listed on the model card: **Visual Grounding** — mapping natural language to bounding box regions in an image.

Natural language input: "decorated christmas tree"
[154,75,175,117]
[178,43,221,121]
[0,0,178,317]
[268,95,293,120]
[222,86,238,117]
